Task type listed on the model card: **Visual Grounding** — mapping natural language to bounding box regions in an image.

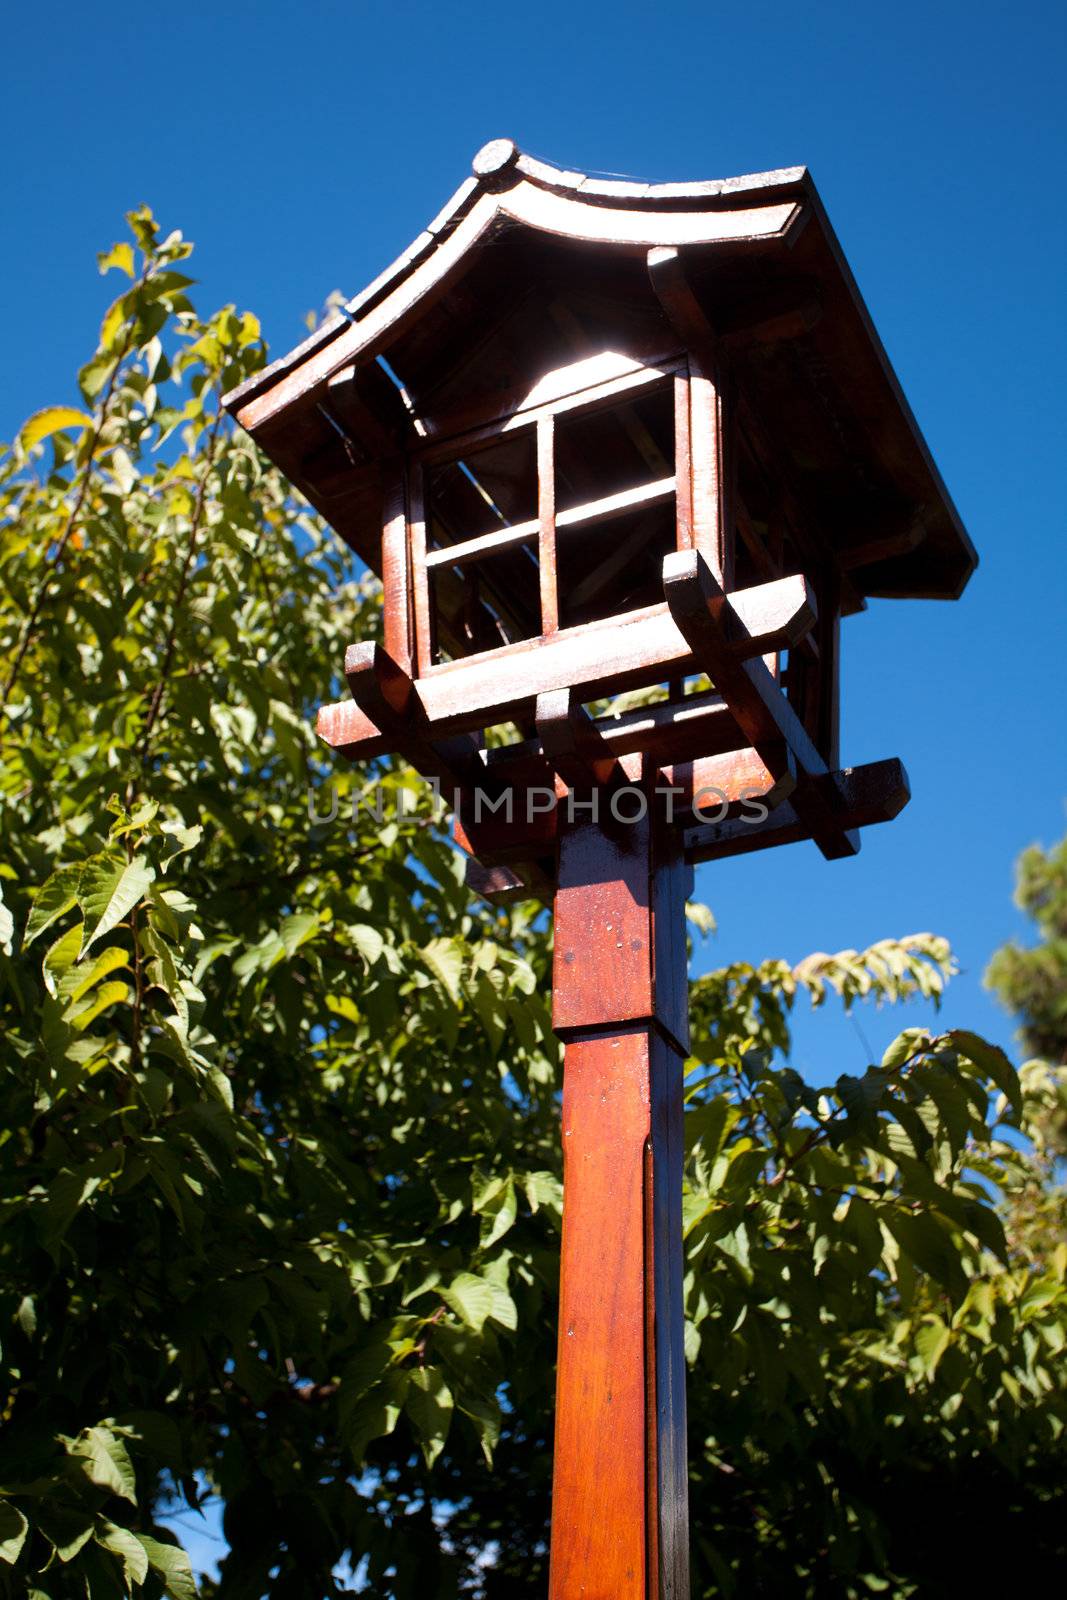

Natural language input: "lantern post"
[225,139,976,1598]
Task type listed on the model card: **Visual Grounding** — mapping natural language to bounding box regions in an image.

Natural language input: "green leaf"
[474,1174,517,1249]
[456,1389,502,1468]
[36,1505,95,1562]
[685,900,716,936]
[15,1295,37,1339]
[881,1027,929,1070]
[57,944,129,1008]
[25,867,81,947]
[949,1029,1023,1119]
[279,911,320,957]
[348,923,384,965]
[18,406,94,453]
[486,1279,517,1331]
[42,923,84,994]
[138,1534,198,1600]
[69,1426,136,1503]
[915,1316,951,1377]
[343,1372,411,1463]
[420,937,465,1004]
[523,1170,563,1221]
[0,1503,28,1564]
[439,1273,495,1333]
[0,884,13,957]
[77,854,155,952]
[98,241,135,278]
[97,1521,149,1587]
[405,1367,454,1468]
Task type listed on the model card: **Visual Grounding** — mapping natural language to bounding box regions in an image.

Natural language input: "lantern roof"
[224,140,976,602]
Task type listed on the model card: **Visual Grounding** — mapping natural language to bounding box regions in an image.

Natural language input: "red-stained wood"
[648,247,734,591]
[663,549,859,859]
[688,360,727,585]
[409,468,434,674]
[419,350,686,451]
[454,745,788,868]
[538,413,559,634]
[551,1025,656,1597]
[414,575,813,731]
[684,755,909,864]
[422,474,676,571]
[550,780,690,1599]
[674,369,693,552]
[380,472,413,675]
[319,576,813,750]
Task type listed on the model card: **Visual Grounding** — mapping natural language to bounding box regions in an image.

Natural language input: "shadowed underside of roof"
[224,140,976,604]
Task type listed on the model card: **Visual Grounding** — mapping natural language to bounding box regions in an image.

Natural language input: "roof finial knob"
[472,138,521,190]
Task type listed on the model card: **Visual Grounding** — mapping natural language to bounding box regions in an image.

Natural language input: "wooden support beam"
[719,288,822,348]
[325,362,414,459]
[319,573,815,746]
[454,745,786,867]
[648,245,732,589]
[320,684,733,768]
[536,687,626,791]
[549,775,690,1599]
[424,476,676,571]
[663,549,859,859]
[462,752,907,899]
[684,756,909,864]
[343,640,485,798]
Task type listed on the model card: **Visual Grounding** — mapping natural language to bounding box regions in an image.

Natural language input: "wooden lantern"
[225,140,975,1599]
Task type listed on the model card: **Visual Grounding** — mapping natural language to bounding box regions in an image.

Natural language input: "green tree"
[0,212,1064,1599]
[986,829,1067,1063]
[985,830,1067,1286]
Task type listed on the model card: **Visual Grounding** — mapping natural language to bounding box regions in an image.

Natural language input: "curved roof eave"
[224,141,810,431]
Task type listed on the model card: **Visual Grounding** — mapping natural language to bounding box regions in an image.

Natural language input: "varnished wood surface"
[550,800,690,1598]
[552,812,654,1038]
[551,1025,653,1599]
[684,754,909,863]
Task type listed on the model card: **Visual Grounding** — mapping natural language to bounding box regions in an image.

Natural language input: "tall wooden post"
[549,767,691,1599]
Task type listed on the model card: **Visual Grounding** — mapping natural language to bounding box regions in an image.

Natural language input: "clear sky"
[3,0,1065,1086]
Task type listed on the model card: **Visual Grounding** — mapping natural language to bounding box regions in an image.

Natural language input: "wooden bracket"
[535,687,626,792]
[662,549,860,859]
[464,856,555,906]
[343,640,484,799]
[647,245,718,356]
[326,361,415,459]
[685,756,910,864]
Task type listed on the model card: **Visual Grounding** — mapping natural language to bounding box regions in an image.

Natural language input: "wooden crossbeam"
[455,746,786,867]
[319,683,736,769]
[662,549,860,859]
[685,757,909,864]
[463,755,909,902]
[323,572,814,745]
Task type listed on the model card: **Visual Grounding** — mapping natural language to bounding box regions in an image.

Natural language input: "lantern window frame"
[407,351,694,675]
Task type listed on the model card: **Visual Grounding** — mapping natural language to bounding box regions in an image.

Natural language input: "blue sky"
[3,0,1065,1078]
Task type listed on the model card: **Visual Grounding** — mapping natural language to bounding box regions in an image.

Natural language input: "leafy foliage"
[986,829,1067,1065]
[0,212,1064,1598]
